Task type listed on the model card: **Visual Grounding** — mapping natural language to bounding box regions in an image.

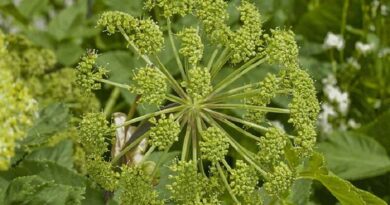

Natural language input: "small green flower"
[119,166,163,205]
[230,160,258,197]
[200,127,229,163]
[86,157,119,191]
[178,28,204,65]
[264,162,294,196]
[145,0,195,18]
[97,11,164,54]
[265,28,299,67]
[78,112,112,158]
[257,127,287,165]
[184,67,213,101]
[230,1,263,63]
[130,66,168,105]
[167,160,207,204]
[75,50,107,93]
[149,114,180,150]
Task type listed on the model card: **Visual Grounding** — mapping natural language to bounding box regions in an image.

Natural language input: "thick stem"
[103,87,121,116]
[216,163,241,204]
[205,103,290,114]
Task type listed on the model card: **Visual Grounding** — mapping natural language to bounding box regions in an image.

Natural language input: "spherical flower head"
[229,160,258,197]
[184,67,213,101]
[145,0,195,18]
[200,127,229,163]
[130,66,168,105]
[167,160,207,203]
[78,112,112,157]
[0,69,37,170]
[195,0,232,44]
[86,157,119,191]
[257,127,287,165]
[118,166,163,205]
[264,28,299,67]
[97,11,164,54]
[230,1,263,63]
[149,114,180,150]
[264,162,294,196]
[75,50,108,93]
[178,27,204,65]
[244,74,279,123]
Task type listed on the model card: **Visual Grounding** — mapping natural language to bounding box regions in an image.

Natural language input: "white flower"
[347,57,361,70]
[318,103,337,133]
[323,32,345,50]
[381,5,388,16]
[347,119,361,129]
[355,42,374,55]
[322,75,350,115]
[379,48,390,57]
[269,120,284,131]
[322,74,337,85]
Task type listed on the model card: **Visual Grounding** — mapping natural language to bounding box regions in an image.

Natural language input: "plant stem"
[151,145,172,178]
[205,103,290,114]
[166,94,186,104]
[221,159,233,172]
[128,95,141,119]
[119,105,185,127]
[207,46,221,71]
[181,123,192,161]
[216,163,241,204]
[211,115,260,142]
[118,26,153,65]
[210,47,231,78]
[97,79,130,89]
[167,19,186,81]
[103,87,121,116]
[139,145,156,165]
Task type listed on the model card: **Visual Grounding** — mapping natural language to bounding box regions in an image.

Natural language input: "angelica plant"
[75,0,322,204]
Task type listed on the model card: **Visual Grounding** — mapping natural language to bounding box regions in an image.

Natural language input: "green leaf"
[4,175,84,205]
[23,103,70,147]
[16,0,48,18]
[359,110,390,152]
[318,131,390,180]
[287,179,313,205]
[55,41,84,66]
[47,2,87,41]
[24,140,74,169]
[300,152,387,205]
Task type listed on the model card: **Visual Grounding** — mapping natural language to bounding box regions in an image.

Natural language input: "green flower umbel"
[149,114,180,150]
[200,127,229,163]
[75,50,107,93]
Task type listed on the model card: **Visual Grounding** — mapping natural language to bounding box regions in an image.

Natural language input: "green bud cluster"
[195,0,231,44]
[86,157,119,191]
[130,66,168,105]
[149,114,180,150]
[2,34,56,77]
[167,160,208,204]
[118,166,163,205]
[184,67,213,101]
[244,74,279,123]
[257,127,287,165]
[145,0,195,18]
[281,67,320,156]
[229,160,258,198]
[264,29,299,67]
[97,11,164,54]
[264,162,294,196]
[230,1,263,63]
[75,50,107,93]
[0,69,37,170]
[200,127,229,163]
[178,28,204,65]
[78,112,112,158]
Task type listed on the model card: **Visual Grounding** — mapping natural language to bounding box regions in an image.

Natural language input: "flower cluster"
[177,28,204,65]
[265,29,299,67]
[200,127,229,163]
[230,160,258,198]
[257,127,287,165]
[130,66,168,105]
[264,162,294,196]
[145,0,194,18]
[97,11,163,54]
[0,69,37,170]
[149,114,180,150]
[184,67,213,101]
[75,50,107,93]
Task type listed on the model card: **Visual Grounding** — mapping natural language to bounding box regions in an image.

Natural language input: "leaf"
[16,0,48,18]
[47,1,87,41]
[300,152,387,205]
[23,103,70,147]
[24,140,74,169]
[4,175,84,205]
[55,41,84,66]
[287,179,313,205]
[359,109,390,152]
[318,131,390,180]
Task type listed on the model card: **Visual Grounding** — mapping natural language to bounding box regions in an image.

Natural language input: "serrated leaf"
[318,131,390,180]
[24,140,74,169]
[23,103,70,147]
[4,175,84,205]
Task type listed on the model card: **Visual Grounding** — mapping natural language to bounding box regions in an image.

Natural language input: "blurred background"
[0,0,389,204]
